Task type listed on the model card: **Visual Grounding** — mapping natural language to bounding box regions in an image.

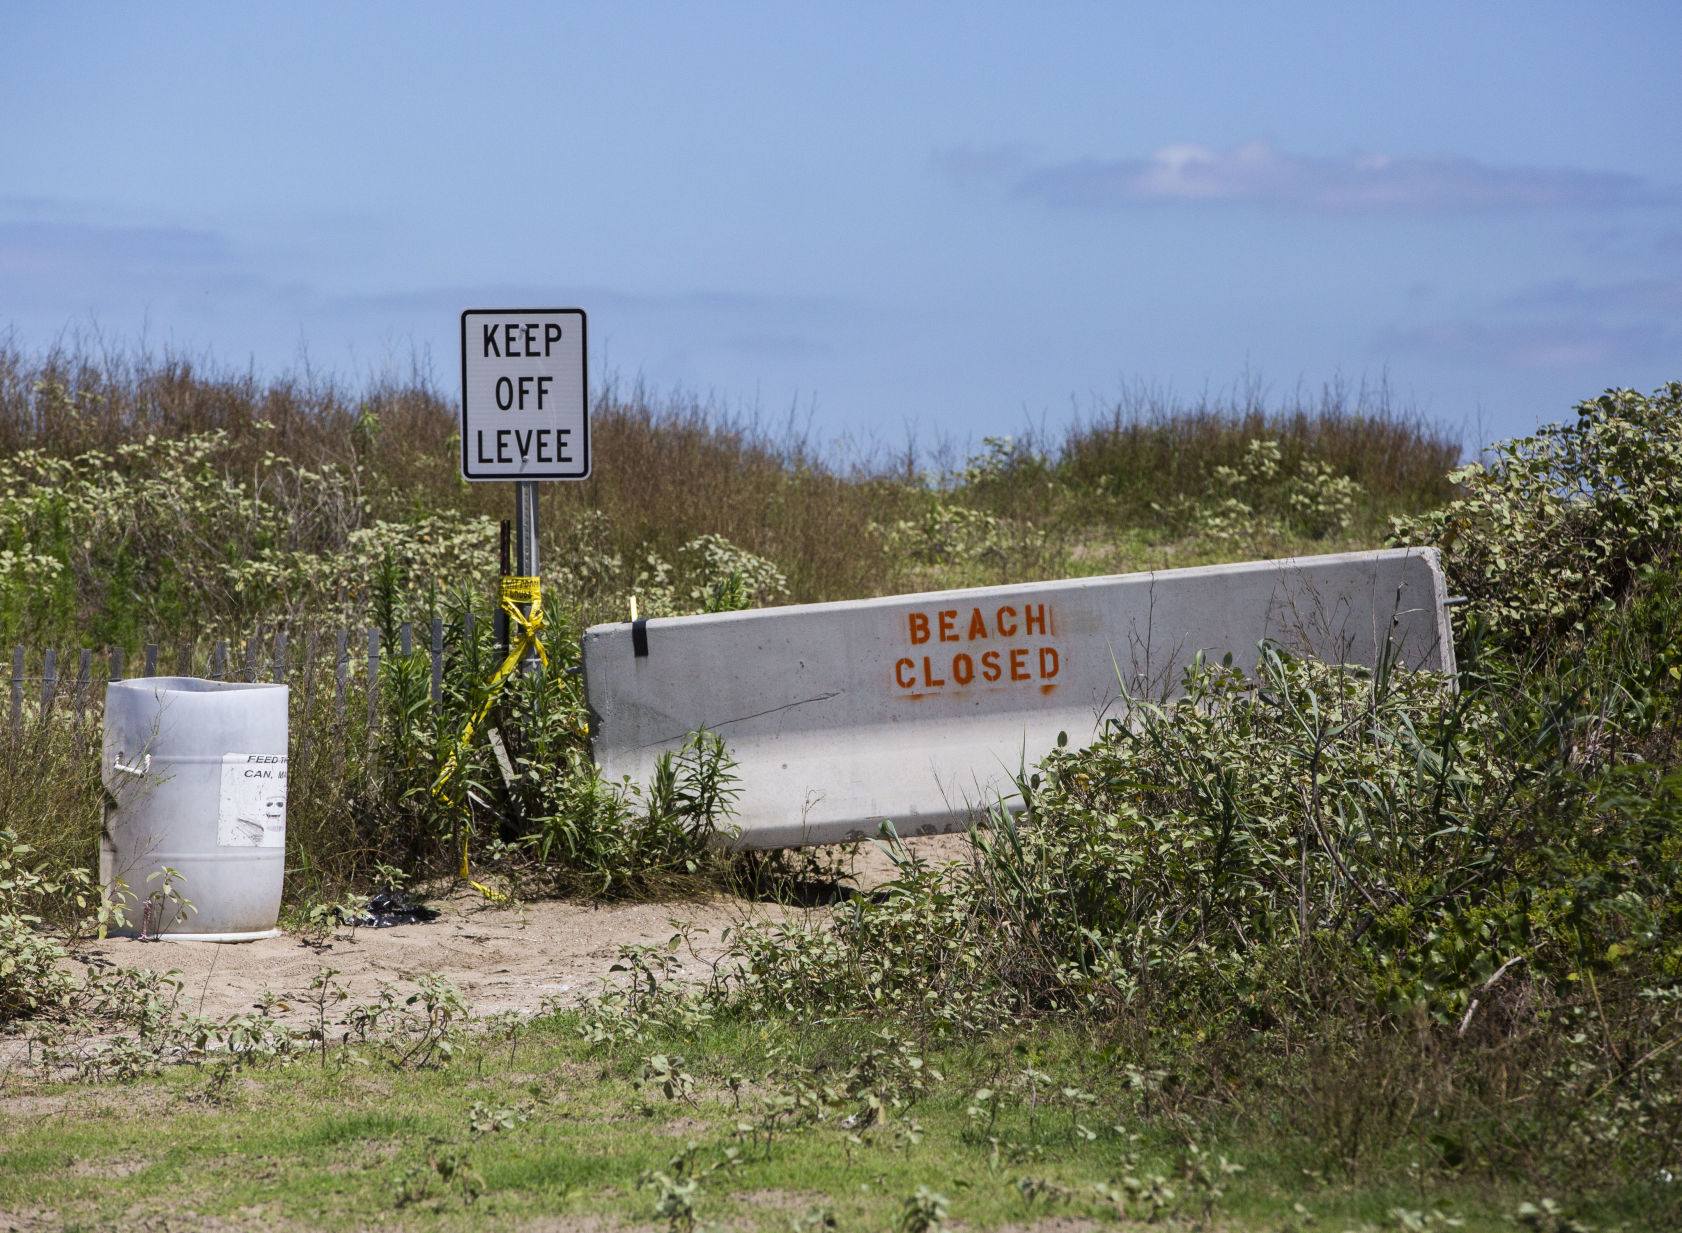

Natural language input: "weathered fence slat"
[431,618,444,713]
[366,627,380,738]
[3,608,507,732]
[73,649,92,753]
[335,630,349,718]
[74,649,91,723]
[301,631,316,714]
[295,631,315,762]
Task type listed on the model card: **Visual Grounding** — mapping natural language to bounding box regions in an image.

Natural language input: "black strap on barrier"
[631,618,649,658]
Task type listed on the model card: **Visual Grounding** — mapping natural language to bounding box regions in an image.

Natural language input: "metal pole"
[513,480,541,674]
[495,519,511,659]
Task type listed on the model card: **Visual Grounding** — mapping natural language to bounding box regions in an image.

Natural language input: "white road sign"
[460,308,588,480]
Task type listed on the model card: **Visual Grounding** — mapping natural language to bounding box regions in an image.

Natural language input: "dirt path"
[77,890,772,1022]
[3,834,971,1069]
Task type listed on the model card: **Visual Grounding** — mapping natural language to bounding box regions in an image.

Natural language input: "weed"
[394,973,468,1069]
[481,1007,526,1067]
[638,1140,740,1233]
[466,1098,530,1135]
[895,1185,950,1233]
[393,1136,484,1208]
[302,966,348,1065]
[790,1204,837,1233]
[637,1052,698,1107]
[1012,1173,1071,1207]
[0,824,98,1022]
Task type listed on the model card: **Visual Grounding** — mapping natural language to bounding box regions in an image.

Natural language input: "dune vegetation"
[3,342,1680,1229]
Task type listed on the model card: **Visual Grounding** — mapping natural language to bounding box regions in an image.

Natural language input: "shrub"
[0,825,94,1024]
[0,428,506,645]
[1393,382,1682,649]
[716,378,1682,1199]
[727,649,1512,1028]
[1155,437,1365,542]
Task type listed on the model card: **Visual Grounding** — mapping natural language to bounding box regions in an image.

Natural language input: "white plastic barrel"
[100,677,289,941]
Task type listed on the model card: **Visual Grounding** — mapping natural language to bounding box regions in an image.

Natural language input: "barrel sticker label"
[216,753,288,848]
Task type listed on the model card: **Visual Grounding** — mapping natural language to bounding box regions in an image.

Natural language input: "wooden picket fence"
[4,615,482,731]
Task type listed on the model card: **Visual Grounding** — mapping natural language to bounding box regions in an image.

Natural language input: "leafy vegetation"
[715,382,1682,1218]
[0,973,1598,1231]
[0,343,1453,907]
[0,345,1454,645]
[5,341,1680,1226]
[1393,382,1682,649]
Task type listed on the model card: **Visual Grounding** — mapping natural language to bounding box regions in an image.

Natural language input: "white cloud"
[1008,140,1665,213]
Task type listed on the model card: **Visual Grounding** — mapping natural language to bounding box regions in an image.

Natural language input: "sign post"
[513,479,540,672]
[460,308,589,673]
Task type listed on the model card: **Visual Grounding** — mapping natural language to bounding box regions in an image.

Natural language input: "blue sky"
[2,2,1678,456]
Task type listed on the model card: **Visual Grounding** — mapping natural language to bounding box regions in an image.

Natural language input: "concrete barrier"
[582,548,1455,849]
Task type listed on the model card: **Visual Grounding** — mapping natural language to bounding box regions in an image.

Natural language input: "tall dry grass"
[1007,377,1461,527]
[0,345,915,639]
[0,340,1463,648]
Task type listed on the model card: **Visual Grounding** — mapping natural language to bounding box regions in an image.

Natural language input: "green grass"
[0,1013,1615,1231]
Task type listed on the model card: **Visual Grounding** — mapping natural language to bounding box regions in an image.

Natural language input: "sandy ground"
[71,890,775,1023]
[1,835,972,1070]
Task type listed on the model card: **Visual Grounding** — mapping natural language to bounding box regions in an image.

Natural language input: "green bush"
[729,649,1496,1027]
[297,582,743,901]
[1393,382,1682,648]
[721,631,1682,1189]
[718,380,1682,1198]
[0,825,93,1024]
[1162,437,1365,542]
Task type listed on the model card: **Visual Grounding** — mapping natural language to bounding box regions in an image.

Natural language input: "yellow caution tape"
[432,575,548,885]
[501,574,542,608]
